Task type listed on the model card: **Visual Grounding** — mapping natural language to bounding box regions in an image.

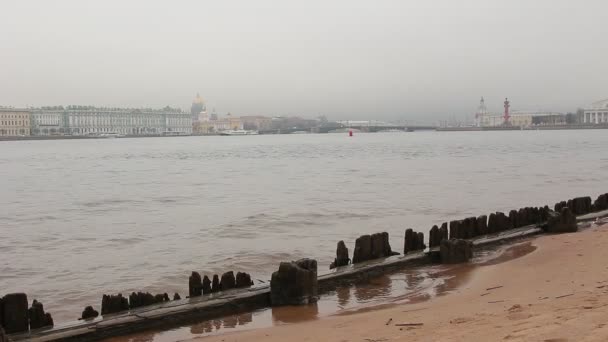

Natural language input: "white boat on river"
[219,130,259,136]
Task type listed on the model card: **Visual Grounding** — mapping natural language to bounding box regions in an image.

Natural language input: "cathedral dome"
[193,93,205,105]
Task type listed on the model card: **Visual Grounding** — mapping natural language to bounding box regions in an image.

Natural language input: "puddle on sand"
[104,241,536,342]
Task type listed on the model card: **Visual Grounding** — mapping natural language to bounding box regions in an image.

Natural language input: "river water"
[1,130,607,322]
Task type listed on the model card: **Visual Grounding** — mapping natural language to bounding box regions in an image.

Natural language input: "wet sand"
[103,233,540,342]
[197,222,608,342]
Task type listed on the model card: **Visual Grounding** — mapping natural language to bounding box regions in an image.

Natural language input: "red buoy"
[349,130,353,137]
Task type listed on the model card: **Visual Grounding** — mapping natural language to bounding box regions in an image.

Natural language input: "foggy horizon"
[1,0,607,121]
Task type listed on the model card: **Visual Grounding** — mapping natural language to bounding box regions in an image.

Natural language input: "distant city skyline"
[0,93,594,123]
[1,0,607,121]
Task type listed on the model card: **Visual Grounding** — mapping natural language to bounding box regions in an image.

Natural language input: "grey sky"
[1,0,606,121]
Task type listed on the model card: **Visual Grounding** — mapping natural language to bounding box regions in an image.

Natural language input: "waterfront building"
[194,112,243,134]
[477,114,504,127]
[191,93,206,122]
[0,108,31,136]
[583,99,608,124]
[478,111,566,128]
[240,116,273,131]
[475,97,510,127]
[66,107,191,135]
[165,110,194,135]
[31,106,192,136]
[271,116,319,131]
[225,114,244,130]
[508,111,566,127]
[473,98,567,128]
[198,109,209,122]
[474,97,489,127]
[31,107,67,135]
[509,112,534,127]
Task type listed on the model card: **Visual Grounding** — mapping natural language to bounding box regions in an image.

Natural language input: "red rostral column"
[503,97,511,125]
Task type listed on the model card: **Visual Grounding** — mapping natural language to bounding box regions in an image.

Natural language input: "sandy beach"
[199,222,608,342]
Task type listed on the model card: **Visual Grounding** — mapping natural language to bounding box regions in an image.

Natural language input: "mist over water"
[1,130,607,322]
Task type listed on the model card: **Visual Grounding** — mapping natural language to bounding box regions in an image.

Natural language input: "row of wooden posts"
[330,193,608,268]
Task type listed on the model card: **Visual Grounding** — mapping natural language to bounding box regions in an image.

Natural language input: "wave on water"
[105,237,147,245]
[0,215,60,224]
[210,211,375,239]
[194,251,295,280]
[216,211,372,232]
[80,198,146,207]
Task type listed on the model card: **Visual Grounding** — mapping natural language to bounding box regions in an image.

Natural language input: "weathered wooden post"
[270,258,318,306]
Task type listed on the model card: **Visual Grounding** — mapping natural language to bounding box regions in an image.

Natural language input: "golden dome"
[193,93,205,104]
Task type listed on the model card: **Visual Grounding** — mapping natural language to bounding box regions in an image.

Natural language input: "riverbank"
[0,134,192,142]
[3,125,608,141]
[200,220,608,342]
[436,124,608,131]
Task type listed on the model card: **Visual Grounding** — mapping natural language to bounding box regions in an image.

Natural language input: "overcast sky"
[1,0,607,121]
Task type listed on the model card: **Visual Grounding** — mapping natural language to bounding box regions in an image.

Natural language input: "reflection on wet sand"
[335,286,350,307]
[104,330,155,342]
[102,241,538,342]
[189,312,253,335]
[353,275,392,302]
[334,241,537,316]
[103,312,257,342]
[272,303,319,324]
[477,241,537,266]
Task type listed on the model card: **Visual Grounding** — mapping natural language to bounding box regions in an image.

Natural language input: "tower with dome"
[191,93,207,122]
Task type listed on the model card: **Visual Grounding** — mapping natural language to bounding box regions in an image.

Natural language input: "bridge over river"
[322,125,437,133]
[259,124,437,134]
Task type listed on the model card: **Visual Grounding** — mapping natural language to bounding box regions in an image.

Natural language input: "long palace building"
[30,106,192,136]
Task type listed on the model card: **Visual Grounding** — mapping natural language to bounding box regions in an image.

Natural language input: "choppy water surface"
[1,131,607,322]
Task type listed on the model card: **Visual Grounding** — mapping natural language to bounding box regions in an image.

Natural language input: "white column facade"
[57,108,191,135]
